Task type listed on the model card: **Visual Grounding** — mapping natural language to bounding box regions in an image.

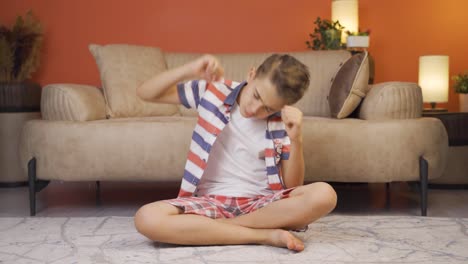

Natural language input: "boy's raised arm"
[280,106,305,188]
[137,54,224,104]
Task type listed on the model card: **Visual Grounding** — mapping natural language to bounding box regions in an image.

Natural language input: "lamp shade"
[418,55,449,103]
[331,0,358,43]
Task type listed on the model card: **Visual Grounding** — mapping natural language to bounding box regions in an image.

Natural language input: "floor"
[1,181,467,218]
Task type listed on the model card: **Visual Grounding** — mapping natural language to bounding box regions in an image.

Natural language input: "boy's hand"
[281,106,303,142]
[188,55,224,82]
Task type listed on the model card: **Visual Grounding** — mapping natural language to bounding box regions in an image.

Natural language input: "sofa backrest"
[165,50,352,117]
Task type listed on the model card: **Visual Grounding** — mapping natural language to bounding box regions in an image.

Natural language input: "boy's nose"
[252,101,263,115]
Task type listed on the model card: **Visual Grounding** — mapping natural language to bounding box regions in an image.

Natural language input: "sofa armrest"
[359,82,422,120]
[302,117,448,182]
[41,84,107,121]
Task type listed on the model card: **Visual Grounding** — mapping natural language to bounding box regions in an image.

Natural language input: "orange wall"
[2,0,467,111]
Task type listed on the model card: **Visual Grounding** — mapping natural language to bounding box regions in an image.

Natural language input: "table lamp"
[331,0,358,44]
[418,55,449,112]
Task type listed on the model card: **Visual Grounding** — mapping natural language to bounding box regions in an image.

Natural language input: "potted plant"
[0,10,43,112]
[346,29,370,48]
[453,72,468,112]
[306,17,344,50]
[0,10,43,186]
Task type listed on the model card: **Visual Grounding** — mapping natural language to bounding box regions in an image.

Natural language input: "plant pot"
[323,29,342,50]
[459,93,468,112]
[347,36,370,48]
[0,82,42,112]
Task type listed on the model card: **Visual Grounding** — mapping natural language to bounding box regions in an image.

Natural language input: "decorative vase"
[459,93,468,112]
[346,36,370,48]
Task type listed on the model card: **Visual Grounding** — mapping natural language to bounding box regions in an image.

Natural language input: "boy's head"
[238,54,310,119]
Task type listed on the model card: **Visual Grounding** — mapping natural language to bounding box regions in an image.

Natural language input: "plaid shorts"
[163,188,295,219]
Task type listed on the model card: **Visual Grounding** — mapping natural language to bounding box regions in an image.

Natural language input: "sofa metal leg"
[385,182,391,210]
[420,157,429,216]
[28,158,37,216]
[28,158,50,216]
[96,181,101,206]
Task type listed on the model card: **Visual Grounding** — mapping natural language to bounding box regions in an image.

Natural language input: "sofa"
[19,44,448,216]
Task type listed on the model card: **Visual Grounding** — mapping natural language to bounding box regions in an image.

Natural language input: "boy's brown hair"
[256,54,310,105]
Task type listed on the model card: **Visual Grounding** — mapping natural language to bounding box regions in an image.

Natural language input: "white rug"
[0,215,467,264]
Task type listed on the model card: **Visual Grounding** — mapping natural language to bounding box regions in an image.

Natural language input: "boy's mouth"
[240,106,253,118]
[245,111,254,118]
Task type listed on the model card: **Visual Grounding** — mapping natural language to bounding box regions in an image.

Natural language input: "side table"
[422,112,468,187]
[0,112,41,187]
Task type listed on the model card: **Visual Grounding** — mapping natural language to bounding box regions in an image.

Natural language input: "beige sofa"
[19,45,448,216]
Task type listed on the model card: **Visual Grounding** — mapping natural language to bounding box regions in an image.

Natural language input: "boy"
[134,54,337,252]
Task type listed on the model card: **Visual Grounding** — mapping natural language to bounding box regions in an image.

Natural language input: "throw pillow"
[89,44,179,118]
[328,51,370,119]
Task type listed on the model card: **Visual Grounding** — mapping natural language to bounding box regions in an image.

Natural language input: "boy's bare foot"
[269,229,305,252]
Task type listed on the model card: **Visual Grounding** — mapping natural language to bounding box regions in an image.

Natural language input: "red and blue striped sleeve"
[177,80,208,109]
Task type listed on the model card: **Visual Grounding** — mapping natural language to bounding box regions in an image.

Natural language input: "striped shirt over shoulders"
[176,79,290,197]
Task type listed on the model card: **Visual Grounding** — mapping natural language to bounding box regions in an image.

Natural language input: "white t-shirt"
[196,103,274,197]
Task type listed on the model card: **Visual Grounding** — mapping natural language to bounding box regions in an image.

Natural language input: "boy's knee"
[134,204,155,236]
[323,183,338,212]
[305,182,337,213]
[134,202,173,240]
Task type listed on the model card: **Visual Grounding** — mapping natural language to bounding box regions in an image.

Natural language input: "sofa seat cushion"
[301,116,448,182]
[89,44,179,118]
[19,115,449,185]
[19,117,197,181]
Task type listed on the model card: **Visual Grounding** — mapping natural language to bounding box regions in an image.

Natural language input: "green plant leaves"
[306,17,345,50]
[453,72,468,94]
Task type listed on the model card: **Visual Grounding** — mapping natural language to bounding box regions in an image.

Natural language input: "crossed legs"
[134,182,337,252]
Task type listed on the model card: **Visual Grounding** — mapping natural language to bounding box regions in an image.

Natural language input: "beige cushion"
[359,82,423,120]
[41,84,106,121]
[329,51,370,119]
[89,44,179,118]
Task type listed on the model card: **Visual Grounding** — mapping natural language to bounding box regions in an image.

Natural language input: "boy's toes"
[283,231,305,252]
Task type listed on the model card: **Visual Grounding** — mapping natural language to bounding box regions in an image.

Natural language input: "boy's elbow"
[136,84,149,101]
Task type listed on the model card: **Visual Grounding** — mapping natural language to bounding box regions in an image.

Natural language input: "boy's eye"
[264,106,272,113]
[254,93,260,100]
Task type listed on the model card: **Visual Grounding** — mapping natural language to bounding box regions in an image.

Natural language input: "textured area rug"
[0,215,467,264]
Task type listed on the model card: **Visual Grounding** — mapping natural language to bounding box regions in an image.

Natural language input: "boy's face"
[237,69,287,119]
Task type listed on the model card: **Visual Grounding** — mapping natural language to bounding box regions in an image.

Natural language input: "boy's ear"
[247,66,256,82]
